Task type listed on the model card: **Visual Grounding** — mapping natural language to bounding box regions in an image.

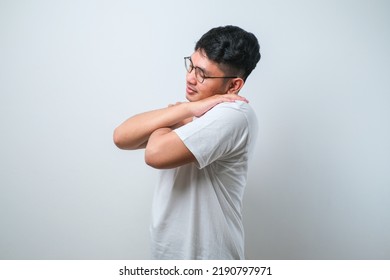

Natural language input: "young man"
[114,25,261,259]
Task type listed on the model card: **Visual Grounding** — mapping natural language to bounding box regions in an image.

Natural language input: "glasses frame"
[184,56,237,83]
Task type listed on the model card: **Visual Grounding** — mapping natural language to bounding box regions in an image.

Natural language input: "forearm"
[113,93,248,150]
[113,102,193,150]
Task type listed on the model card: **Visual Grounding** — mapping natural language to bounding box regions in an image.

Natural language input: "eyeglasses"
[184,56,237,83]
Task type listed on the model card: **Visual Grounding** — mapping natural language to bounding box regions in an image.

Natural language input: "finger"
[238,96,249,103]
[233,95,249,103]
[224,95,249,103]
[168,102,183,107]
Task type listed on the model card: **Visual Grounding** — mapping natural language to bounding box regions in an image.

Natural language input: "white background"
[1,0,389,259]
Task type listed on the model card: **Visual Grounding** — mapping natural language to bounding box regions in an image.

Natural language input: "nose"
[186,69,197,84]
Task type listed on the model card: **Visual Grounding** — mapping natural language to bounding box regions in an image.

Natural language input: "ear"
[226,78,245,94]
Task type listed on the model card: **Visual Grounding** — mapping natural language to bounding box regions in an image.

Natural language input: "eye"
[196,68,206,79]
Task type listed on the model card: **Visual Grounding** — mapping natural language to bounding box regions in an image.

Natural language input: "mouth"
[186,85,197,95]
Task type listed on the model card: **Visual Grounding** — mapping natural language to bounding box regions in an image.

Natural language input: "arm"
[113,102,193,150]
[144,127,196,169]
[143,94,249,169]
[113,94,247,150]
[114,94,248,168]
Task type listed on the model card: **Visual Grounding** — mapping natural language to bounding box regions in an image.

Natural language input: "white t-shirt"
[150,101,258,259]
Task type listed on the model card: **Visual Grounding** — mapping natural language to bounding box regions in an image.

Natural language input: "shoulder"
[175,101,258,141]
[214,100,255,113]
[204,101,258,127]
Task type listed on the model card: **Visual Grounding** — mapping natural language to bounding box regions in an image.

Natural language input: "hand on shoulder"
[190,94,248,117]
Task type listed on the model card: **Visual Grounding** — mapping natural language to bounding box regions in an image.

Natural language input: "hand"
[189,93,248,117]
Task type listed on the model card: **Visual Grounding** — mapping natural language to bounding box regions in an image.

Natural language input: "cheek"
[198,88,214,99]
[196,81,226,99]
[200,82,218,93]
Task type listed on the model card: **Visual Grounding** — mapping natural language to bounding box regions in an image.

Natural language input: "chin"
[186,93,198,102]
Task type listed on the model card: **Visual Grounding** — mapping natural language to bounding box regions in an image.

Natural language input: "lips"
[186,85,197,95]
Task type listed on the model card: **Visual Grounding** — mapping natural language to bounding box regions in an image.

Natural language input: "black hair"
[195,25,261,81]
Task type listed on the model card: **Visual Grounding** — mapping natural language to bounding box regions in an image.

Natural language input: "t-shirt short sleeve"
[174,101,250,169]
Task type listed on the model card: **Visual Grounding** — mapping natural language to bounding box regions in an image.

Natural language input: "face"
[185,50,231,102]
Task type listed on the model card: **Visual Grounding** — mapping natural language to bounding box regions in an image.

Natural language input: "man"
[114,25,261,259]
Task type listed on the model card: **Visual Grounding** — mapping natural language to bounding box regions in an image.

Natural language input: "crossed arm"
[113,94,248,169]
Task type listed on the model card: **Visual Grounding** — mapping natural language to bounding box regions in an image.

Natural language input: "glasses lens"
[195,68,205,83]
[184,57,204,83]
[184,57,192,73]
